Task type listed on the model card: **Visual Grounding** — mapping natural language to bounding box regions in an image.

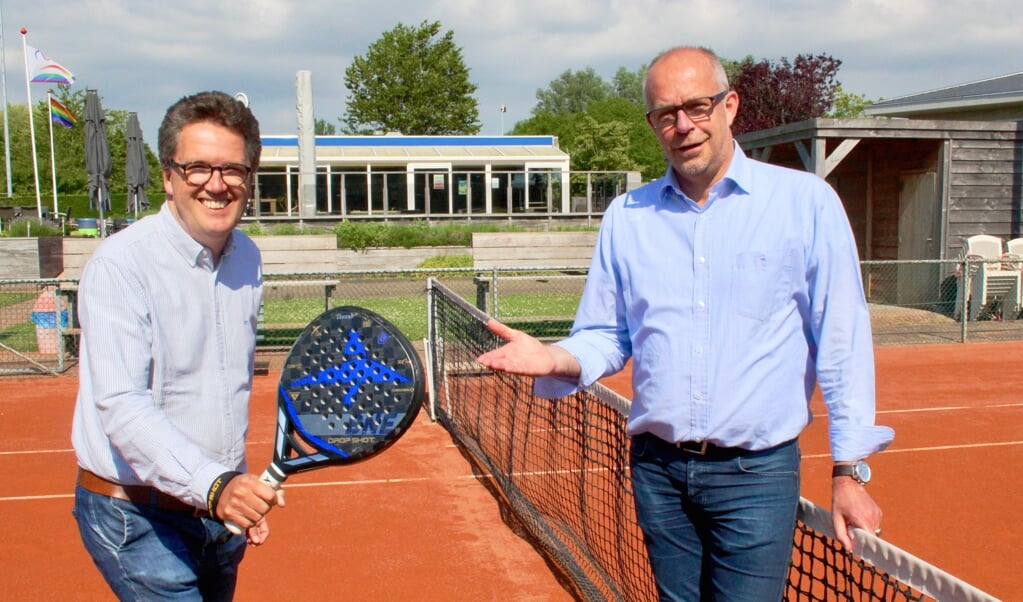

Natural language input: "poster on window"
[433,174,445,190]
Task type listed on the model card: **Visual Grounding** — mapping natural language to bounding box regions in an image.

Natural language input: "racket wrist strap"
[206,471,242,517]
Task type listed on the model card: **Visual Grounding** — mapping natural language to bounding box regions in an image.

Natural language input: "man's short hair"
[158,91,262,171]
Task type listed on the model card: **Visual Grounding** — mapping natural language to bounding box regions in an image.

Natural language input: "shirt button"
[694,392,703,400]
[698,256,706,264]
[697,300,706,309]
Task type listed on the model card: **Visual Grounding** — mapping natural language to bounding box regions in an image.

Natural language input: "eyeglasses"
[169,161,251,187]
[646,90,729,129]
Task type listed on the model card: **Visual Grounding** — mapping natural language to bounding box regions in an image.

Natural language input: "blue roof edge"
[261,135,557,147]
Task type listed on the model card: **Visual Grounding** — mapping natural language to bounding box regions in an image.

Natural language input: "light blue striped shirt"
[72,203,263,508]
[537,144,893,461]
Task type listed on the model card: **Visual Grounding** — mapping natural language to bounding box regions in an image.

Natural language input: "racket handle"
[224,466,285,535]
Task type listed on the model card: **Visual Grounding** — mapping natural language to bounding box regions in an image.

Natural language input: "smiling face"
[162,122,251,258]
[645,48,739,204]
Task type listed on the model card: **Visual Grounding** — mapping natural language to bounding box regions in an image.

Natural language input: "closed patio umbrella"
[84,89,111,236]
[124,112,150,218]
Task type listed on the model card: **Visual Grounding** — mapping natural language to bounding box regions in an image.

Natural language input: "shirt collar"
[657,141,752,206]
[157,202,236,269]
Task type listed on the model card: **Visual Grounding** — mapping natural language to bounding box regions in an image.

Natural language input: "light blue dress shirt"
[72,203,263,509]
[537,144,893,461]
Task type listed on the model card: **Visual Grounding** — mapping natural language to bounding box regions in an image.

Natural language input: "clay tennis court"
[1,340,1019,600]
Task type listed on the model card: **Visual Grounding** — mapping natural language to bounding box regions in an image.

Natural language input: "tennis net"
[425,278,998,602]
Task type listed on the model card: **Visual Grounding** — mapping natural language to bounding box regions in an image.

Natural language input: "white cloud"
[1,0,1019,143]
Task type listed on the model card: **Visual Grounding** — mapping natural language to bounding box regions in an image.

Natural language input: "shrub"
[270,223,332,236]
[416,254,473,269]
[332,220,555,251]
[241,223,267,236]
[4,218,62,237]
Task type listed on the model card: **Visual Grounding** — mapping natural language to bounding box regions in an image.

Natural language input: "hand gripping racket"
[226,306,424,534]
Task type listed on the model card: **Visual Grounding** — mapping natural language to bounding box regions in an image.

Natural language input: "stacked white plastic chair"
[955,234,1021,320]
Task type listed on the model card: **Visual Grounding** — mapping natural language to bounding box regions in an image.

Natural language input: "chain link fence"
[1,258,1020,376]
[0,279,75,375]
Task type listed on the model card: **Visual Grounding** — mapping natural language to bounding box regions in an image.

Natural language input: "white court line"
[0,439,277,457]
[803,401,1023,420]
[4,439,1022,503]
[6,403,1019,458]
[802,440,1023,460]
[0,472,483,503]
[0,448,73,456]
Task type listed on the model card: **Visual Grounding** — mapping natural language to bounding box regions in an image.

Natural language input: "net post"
[425,277,438,421]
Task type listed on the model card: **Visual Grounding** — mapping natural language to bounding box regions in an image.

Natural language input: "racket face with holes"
[271,306,424,478]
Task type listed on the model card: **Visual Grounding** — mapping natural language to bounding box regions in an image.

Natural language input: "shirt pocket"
[730,248,799,321]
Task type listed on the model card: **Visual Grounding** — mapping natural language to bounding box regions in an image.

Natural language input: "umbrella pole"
[98,188,106,237]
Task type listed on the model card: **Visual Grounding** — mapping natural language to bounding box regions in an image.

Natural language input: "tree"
[610,65,646,106]
[315,118,336,135]
[828,85,874,118]
[342,20,480,135]
[0,85,161,211]
[730,54,842,135]
[572,115,640,173]
[720,54,753,89]
[519,67,667,179]
[533,67,611,116]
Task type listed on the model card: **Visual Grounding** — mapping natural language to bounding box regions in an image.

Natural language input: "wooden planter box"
[0,237,64,279]
[56,234,464,277]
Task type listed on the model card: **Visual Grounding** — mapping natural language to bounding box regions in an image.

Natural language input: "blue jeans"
[72,486,246,601]
[630,434,800,602]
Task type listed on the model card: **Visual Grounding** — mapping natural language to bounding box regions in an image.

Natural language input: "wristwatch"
[832,460,871,485]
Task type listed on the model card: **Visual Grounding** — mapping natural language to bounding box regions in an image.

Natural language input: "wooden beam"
[823,139,861,178]
[794,140,811,171]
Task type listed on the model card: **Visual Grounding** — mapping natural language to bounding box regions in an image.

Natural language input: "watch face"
[854,461,871,483]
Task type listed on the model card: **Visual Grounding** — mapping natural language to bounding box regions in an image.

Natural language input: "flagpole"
[46,91,58,215]
[0,3,13,197]
[20,27,42,219]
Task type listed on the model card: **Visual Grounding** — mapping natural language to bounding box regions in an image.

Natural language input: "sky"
[2,0,1021,146]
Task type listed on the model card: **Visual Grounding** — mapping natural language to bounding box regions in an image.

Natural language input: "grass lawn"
[260,291,581,344]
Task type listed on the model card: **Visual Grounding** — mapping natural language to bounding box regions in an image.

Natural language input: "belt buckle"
[678,440,710,455]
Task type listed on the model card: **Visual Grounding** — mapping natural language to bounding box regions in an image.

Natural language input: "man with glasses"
[478,46,893,600]
[72,90,282,600]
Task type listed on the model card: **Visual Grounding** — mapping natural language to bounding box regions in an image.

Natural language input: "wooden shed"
[736,118,1022,262]
[736,118,1022,307]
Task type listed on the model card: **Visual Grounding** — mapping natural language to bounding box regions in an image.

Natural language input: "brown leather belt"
[634,432,757,459]
[77,468,208,517]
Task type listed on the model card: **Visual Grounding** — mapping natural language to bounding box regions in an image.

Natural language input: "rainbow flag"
[50,97,75,128]
[26,44,75,85]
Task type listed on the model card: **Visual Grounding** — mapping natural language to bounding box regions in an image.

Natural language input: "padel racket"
[226,305,424,534]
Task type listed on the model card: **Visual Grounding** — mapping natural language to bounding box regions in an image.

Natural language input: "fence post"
[959,257,970,342]
[473,275,489,313]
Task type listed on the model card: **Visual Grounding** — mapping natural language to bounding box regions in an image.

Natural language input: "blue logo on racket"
[288,329,411,408]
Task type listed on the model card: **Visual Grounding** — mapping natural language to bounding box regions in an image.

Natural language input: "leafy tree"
[515,96,663,180]
[572,115,640,172]
[315,118,336,135]
[534,67,611,116]
[0,85,161,211]
[730,54,842,135]
[610,65,647,106]
[342,20,480,135]
[827,85,874,118]
[519,67,665,179]
[719,55,752,89]
[583,98,661,179]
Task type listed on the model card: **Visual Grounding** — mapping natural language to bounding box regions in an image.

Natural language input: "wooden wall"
[472,231,598,269]
[57,234,464,277]
[0,238,64,279]
[945,132,1023,252]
